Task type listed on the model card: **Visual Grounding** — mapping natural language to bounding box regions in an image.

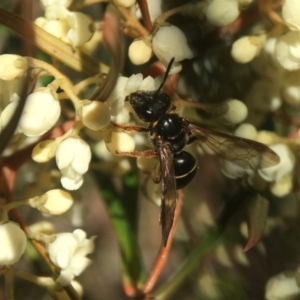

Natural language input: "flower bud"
[205,0,240,27]
[18,88,61,137]
[80,100,111,131]
[137,157,158,173]
[221,99,248,124]
[105,131,135,154]
[129,38,153,65]
[234,123,257,139]
[152,24,193,73]
[231,36,263,64]
[29,189,73,215]
[0,55,28,80]
[67,12,94,48]
[0,222,27,265]
[256,130,280,145]
[32,139,58,163]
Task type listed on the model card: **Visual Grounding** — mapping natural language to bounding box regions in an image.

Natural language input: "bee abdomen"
[173,151,197,189]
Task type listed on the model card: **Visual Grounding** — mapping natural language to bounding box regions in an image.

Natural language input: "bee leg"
[116,149,157,157]
[110,121,149,132]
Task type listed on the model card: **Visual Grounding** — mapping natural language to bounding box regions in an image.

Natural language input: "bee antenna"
[155,57,175,95]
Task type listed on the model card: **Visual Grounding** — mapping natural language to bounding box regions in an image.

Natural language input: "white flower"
[0,222,27,265]
[258,144,295,182]
[80,100,111,131]
[265,272,300,300]
[46,229,95,286]
[152,25,193,73]
[275,31,300,71]
[29,189,73,215]
[282,0,300,32]
[107,74,156,117]
[56,137,91,190]
[0,54,28,80]
[128,38,153,65]
[205,0,240,27]
[16,87,60,137]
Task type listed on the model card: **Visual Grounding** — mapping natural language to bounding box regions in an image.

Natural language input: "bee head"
[125,90,171,123]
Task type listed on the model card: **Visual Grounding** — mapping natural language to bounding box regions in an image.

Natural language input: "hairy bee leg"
[110,121,149,132]
[116,149,157,157]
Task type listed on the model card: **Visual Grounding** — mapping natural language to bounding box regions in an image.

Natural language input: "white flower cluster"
[128,24,193,72]
[220,123,295,197]
[230,1,300,113]
[0,188,73,265]
[35,0,94,48]
[0,55,62,156]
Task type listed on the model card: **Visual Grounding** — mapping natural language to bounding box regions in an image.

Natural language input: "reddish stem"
[137,0,153,32]
[142,192,183,295]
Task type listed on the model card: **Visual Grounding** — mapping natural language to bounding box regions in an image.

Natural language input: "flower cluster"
[2,0,300,299]
[36,0,94,48]
[0,187,94,287]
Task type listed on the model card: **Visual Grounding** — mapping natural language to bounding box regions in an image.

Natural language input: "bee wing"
[157,139,177,246]
[187,123,280,170]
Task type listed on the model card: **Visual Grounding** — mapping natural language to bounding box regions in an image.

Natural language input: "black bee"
[112,58,280,246]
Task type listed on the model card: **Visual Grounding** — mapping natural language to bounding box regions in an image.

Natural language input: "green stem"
[94,170,145,290]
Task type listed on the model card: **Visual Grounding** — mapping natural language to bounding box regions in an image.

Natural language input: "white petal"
[61,175,83,190]
[56,268,74,286]
[125,74,143,94]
